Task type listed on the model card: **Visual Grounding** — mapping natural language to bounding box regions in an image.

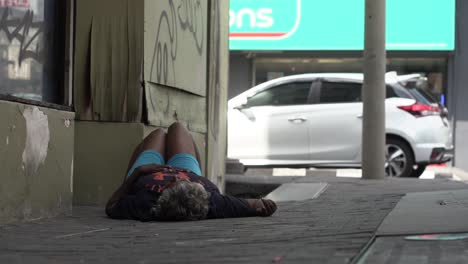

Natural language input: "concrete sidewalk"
[1,176,468,263]
[239,166,468,182]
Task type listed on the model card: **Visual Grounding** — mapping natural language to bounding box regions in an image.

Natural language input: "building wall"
[0,0,229,222]
[73,122,144,206]
[70,0,229,207]
[0,101,74,225]
[451,0,468,171]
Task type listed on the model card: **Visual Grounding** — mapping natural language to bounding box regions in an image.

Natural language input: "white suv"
[227,73,453,178]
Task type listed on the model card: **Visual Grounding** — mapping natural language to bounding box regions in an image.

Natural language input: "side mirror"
[234,103,249,111]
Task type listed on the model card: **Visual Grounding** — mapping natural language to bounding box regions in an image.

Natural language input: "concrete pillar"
[362,0,386,179]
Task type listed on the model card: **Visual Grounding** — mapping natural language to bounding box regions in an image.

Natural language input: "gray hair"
[152,181,210,221]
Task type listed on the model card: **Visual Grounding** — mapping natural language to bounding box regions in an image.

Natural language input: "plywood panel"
[145,82,207,134]
[74,0,143,121]
[144,0,208,96]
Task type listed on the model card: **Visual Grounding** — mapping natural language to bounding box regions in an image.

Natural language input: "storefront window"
[0,0,66,105]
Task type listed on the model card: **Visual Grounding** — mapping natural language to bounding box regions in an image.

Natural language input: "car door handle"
[288,117,307,122]
[357,114,363,119]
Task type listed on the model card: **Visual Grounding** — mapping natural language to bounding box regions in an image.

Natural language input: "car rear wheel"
[385,138,415,178]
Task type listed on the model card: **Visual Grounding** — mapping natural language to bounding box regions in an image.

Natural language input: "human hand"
[246,198,277,217]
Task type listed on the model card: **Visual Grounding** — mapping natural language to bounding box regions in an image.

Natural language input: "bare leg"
[192,138,201,165]
[125,128,166,175]
[166,122,199,163]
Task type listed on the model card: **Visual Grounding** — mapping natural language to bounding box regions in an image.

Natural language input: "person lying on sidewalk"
[105,122,277,221]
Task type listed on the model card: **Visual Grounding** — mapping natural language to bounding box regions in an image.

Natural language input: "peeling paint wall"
[0,101,74,225]
[22,107,50,176]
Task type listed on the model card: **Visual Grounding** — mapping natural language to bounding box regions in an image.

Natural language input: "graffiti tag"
[150,0,204,85]
[0,7,43,64]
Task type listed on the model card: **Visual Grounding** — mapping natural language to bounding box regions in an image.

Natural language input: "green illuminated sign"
[229,0,455,51]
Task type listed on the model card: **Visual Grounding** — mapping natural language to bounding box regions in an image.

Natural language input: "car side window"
[246,82,311,107]
[319,82,362,103]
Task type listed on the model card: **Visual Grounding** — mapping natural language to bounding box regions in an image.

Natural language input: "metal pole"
[362,0,386,179]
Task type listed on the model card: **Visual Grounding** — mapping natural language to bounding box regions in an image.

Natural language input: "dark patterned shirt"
[107,166,257,221]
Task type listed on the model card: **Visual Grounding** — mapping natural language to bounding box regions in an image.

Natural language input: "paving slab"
[377,190,468,236]
[357,236,468,264]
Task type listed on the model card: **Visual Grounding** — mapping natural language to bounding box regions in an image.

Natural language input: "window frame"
[316,80,363,104]
[245,80,314,107]
[0,0,74,111]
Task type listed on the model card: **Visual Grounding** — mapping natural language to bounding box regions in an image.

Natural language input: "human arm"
[207,193,277,219]
[245,198,277,217]
[105,164,162,218]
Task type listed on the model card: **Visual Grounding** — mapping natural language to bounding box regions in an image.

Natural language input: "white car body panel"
[228,105,310,164]
[306,102,362,162]
[227,73,453,168]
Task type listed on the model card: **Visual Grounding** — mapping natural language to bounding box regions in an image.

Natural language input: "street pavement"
[1,173,468,263]
[359,188,468,264]
[359,235,468,264]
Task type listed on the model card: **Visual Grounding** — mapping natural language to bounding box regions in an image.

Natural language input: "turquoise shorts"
[126,150,202,178]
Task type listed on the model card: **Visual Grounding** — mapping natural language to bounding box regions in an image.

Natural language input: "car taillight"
[397,103,441,117]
